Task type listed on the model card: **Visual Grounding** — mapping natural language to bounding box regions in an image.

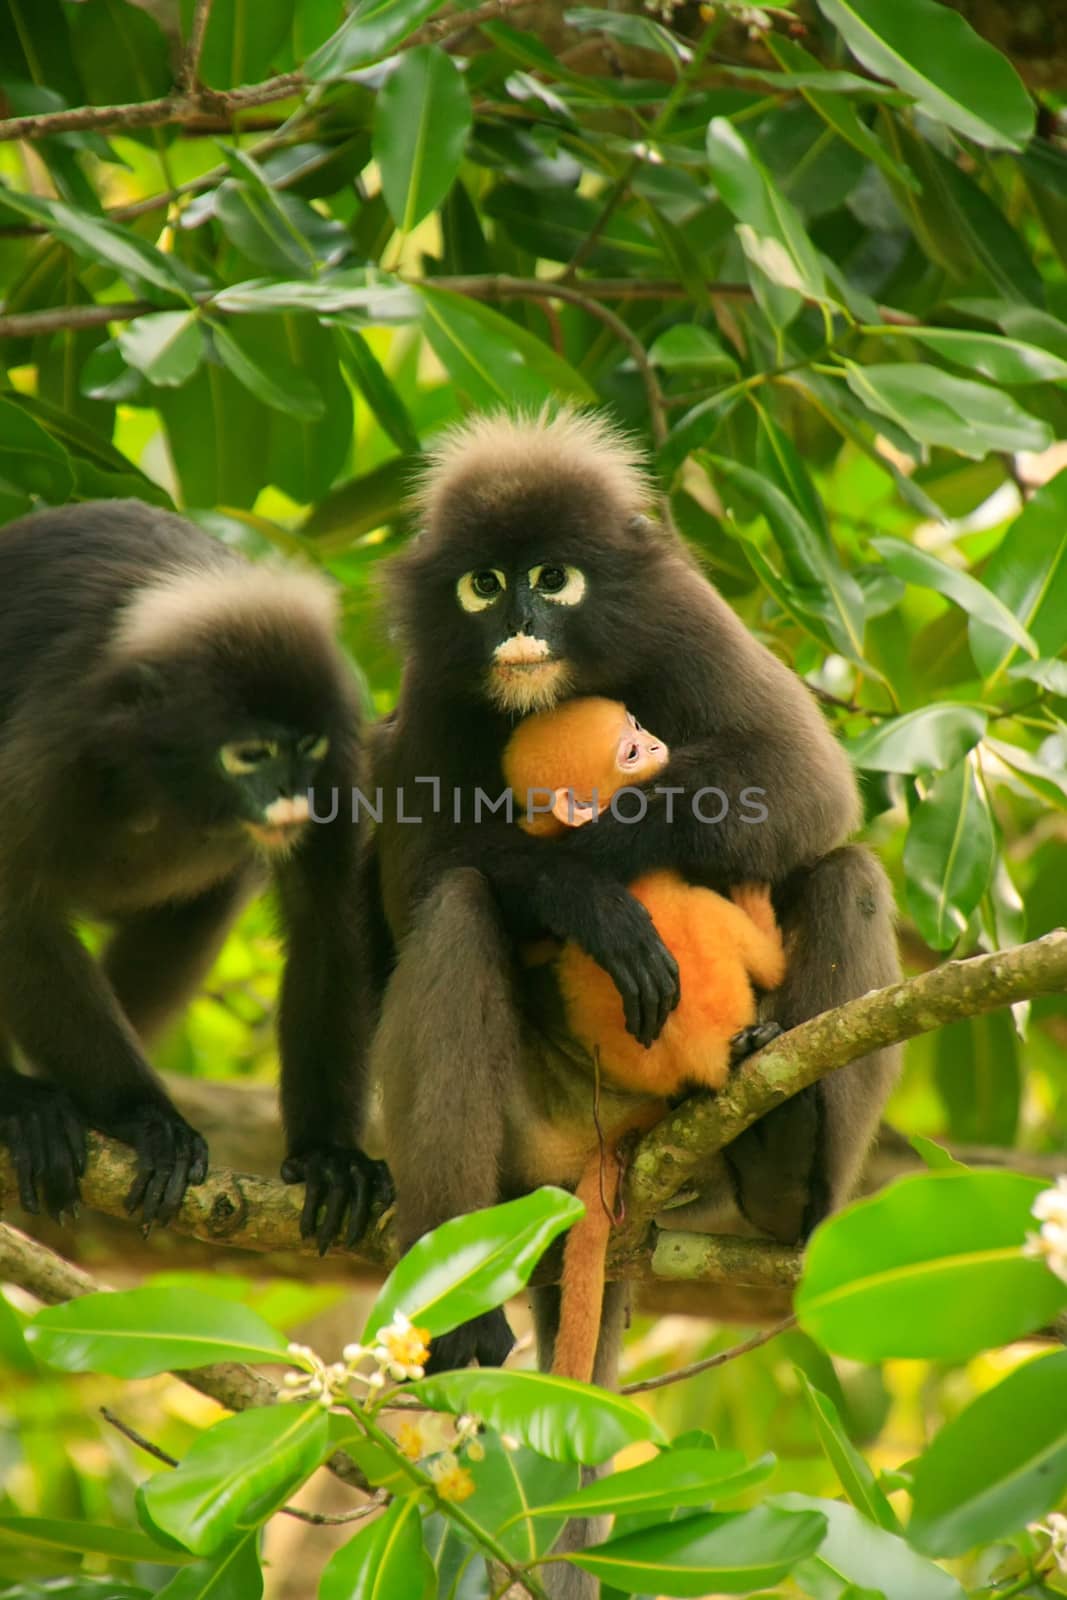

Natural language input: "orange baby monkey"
[502,697,787,1380]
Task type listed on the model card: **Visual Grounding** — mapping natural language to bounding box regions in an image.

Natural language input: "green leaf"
[373,46,472,231]
[796,1171,1067,1361]
[118,312,204,388]
[648,325,738,377]
[212,272,418,321]
[364,1188,584,1342]
[320,1496,432,1600]
[527,1448,775,1518]
[933,1012,1020,1144]
[0,1516,186,1566]
[865,326,1067,385]
[157,360,269,509]
[842,362,1051,459]
[445,1433,579,1566]
[155,1528,262,1600]
[706,118,831,308]
[774,1493,965,1600]
[903,757,996,949]
[908,1351,1067,1556]
[26,1288,290,1376]
[306,0,447,79]
[211,323,325,420]
[567,1504,828,1596]
[984,736,1067,811]
[180,0,295,91]
[870,535,1038,661]
[0,187,189,298]
[408,1369,664,1464]
[140,1403,329,1556]
[0,1292,35,1374]
[1008,657,1067,697]
[418,284,595,407]
[845,704,987,774]
[215,183,337,279]
[336,327,420,454]
[969,468,1067,683]
[795,1375,903,1534]
[70,0,171,116]
[909,1135,967,1171]
[812,0,1033,150]
[0,395,75,501]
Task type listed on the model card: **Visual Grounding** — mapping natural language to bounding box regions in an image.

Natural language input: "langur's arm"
[0,901,206,1225]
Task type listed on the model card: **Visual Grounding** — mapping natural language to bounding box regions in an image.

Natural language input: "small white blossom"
[1033,1511,1067,1575]
[279,1345,353,1409]
[372,1310,432,1382]
[1022,1177,1067,1285]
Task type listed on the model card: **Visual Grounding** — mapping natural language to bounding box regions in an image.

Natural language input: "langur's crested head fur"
[112,562,339,660]
[413,406,653,539]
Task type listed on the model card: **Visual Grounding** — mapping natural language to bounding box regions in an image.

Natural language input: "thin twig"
[180,0,215,94]
[99,1408,384,1526]
[620,1315,796,1394]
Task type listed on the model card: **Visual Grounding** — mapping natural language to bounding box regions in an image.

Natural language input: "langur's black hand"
[112,1105,209,1229]
[728,1020,783,1068]
[424,1309,516,1376]
[570,885,680,1047]
[282,1144,393,1256]
[0,1078,86,1221]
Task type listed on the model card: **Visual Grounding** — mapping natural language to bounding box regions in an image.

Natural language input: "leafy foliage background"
[0,0,1065,1596]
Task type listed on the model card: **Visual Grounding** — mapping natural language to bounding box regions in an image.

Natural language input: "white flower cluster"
[1022,1176,1067,1286]
[279,1311,432,1409]
[1034,1512,1067,1576]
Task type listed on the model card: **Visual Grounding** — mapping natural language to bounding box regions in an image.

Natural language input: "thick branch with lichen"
[2,931,1063,1293]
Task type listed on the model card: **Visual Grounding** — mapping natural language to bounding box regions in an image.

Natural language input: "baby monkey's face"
[614,708,669,784]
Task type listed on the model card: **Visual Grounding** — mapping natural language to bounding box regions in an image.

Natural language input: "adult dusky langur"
[370,409,901,1380]
[0,500,380,1245]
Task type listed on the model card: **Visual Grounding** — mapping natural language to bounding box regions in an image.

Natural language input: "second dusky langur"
[0,500,383,1245]
[369,409,900,1377]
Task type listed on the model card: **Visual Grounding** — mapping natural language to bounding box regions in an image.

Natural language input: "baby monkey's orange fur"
[503,698,787,1381]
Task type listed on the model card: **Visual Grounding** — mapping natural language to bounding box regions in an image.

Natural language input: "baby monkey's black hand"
[728,1020,784,1069]
[282,1144,393,1256]
[0,1076,87,1221]
[111,1103,209,1230]
[424,1309,516,1376]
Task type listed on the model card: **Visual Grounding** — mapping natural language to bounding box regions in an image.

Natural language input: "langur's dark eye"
[220,740,278,776]
[529,564,586,606]
[457,569,506,613]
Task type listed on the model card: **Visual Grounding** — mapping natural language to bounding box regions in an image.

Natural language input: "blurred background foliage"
[0,0,1065,1594]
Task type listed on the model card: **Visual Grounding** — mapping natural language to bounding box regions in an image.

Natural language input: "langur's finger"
[124,1162,153,1215]
[63,1105,88,1176]
[155,1150,194,1224]
[344,1169,371,1249]
[11,1122,41,1215]
[188,1134,209,1186]
[316,1182,348,1256]
[299,1173,326,1241]
[138,1162,172,1229]
[614,965,642,1042]
[42,1128,79,1221]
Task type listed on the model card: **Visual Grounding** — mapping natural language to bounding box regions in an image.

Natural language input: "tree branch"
[180,0,215,94]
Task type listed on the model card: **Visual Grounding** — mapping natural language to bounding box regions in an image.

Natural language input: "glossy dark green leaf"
[843,362,1050,459]
[909,1351,1067,1556]
[0,1516,185,1566]
[984,736,1067,812]
[448,1434,579,1566]
[867,326,1067,385]
[118,312,204,388]
[903,757,995,950]
[306,0,447,79]
[0,1292,35,1374]
[870,535,1037,661]
[154,1528,262,1600]
[528,1448,775,1518]
[565,6,690,61]
[336,327,420,454]
[70,0,171,114]
[845,704,987,774]
[0,395,75,501]
[140,1403,329,1555]
[27,1288,289,1376]
[484,183,658,269]
[373,46,472,231]
[648,325,738,377]
[567,1504,827,1596]
[813,0,1033,150]
[795,1375,902,1533]
[774,1494,965,1600]
[179,0,296,92]
[212,273,417,322]
[933,1011,1020,1145]
[969,468,1067,683]
[797,1171,1067,1361]
[320,1497,432,1600]
[215,182,345,279]
[364,1188,583,1342]
[0,187,188,298]
[408,1369,664,1464]
[212,323,325,420]
[419,285,595,407]
[706,118,831,307]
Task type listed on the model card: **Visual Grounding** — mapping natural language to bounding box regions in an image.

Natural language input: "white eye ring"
[299,734,330,761]
[529,565,586,606]
[457,570,507,613]
[221,740,278,775]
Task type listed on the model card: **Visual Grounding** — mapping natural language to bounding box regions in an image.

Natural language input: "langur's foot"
[728,1020,783,1068]
[282,1144,394,1256]
[0,1077,87,1221]
[110,1103,209,1230]
[424,1309,516,1375]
